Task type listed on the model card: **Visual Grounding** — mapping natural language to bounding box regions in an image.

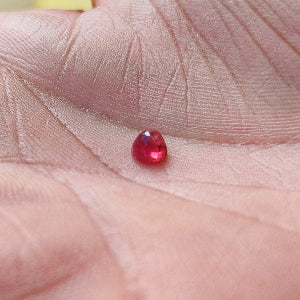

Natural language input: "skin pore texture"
[0,0,300,299]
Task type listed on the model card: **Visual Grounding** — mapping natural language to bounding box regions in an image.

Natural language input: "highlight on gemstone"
[131,130,167,164]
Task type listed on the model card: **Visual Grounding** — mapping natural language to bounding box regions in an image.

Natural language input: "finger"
[0,9,83,83]
[0,7,137,126]
[0,8,130,97]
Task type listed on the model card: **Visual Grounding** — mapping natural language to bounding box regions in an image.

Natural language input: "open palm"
[0,0,300,299]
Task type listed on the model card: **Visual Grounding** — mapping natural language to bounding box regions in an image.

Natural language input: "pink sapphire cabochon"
[131,130,167,163]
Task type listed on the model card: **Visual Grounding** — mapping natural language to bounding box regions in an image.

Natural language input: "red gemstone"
[131,130,167,163]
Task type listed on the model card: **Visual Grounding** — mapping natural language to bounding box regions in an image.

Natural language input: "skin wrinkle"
[244,0,300,56]
[260,0,300,37]
[47,174,142,300]
[175,0,231,117]
[136,34,143,116]
[0,70,10,129]
[173,0,240,91]
[219,0,293,91]
[2,159,64,170]
[228,0,299,92]
[0,56,44,86]
[102,5,118,30]
[0,48,40,73]
[209,0,261,125]
[158,63,180,114]
[121,34,138,93]
[9,77,52,164]
[23,20,43,40]
[0,109,6,131]
[2,69,22,158]
[252,157,283,182]
[250,146,300,184]
[148,0,189,120]
[282,0,300,14]
[211,0,243,54]
[58,13,82,83]
[174,0,263,129]
[93,52,105,84]
[0,54,47,90]
[144,175,300,194]
[19,78,105,169]
[11,79,23,159]
[120,29,144,118]
[193,29,233,117]
[136,31,165,69]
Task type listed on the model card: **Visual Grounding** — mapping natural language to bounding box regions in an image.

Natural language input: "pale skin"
[0,0,300,299]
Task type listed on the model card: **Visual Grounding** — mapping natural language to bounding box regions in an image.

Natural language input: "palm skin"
[0,0,300,299]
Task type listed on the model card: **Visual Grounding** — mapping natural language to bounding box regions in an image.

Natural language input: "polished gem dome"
[131,130,167,163]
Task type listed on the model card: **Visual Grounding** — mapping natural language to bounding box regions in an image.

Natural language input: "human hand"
[0,0,300,298]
